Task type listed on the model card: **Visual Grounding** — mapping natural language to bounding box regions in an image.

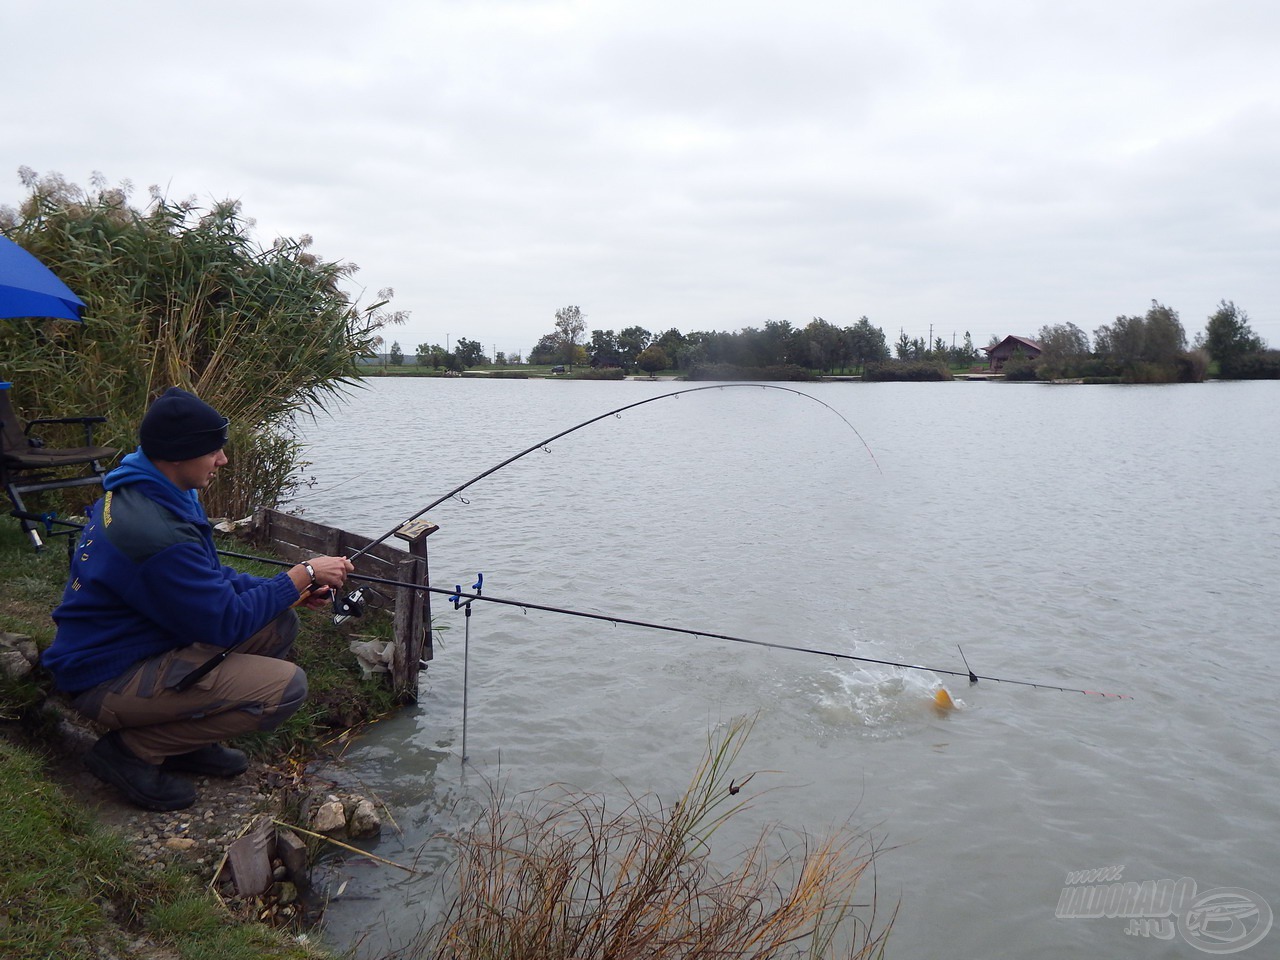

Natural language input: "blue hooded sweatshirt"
[43,448,300,693]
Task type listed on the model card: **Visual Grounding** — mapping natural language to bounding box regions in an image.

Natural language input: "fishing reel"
[332,587,367,626]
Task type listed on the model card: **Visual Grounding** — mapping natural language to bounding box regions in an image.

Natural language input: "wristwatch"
[301,561,319,591]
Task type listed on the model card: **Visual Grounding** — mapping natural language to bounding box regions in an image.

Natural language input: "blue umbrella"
[0,235,85,321]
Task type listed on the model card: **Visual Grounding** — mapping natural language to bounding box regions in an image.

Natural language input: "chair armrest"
[24,415,110,446]
[25,416,108,430]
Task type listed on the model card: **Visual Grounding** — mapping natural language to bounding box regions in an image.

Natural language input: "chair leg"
[6,488,46,551]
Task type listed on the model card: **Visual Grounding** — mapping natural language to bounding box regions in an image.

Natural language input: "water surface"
[294,377,1279,958]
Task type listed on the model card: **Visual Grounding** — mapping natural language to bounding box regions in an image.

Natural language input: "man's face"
[170,447,229,491]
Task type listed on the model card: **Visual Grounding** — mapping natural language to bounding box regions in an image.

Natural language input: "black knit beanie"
[139,387,229,461]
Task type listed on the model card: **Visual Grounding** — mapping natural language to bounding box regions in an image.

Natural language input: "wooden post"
[249,509,437,701]
[409,532,433,665]
[392,556,419,700]
[391,518,439,702]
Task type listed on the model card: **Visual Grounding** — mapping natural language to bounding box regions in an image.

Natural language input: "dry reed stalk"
[415,717,893,960]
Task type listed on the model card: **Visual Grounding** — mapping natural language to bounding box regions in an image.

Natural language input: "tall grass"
[418,717,893,960]
[0,168,404,517]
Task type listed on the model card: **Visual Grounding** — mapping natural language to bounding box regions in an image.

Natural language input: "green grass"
[0,739,325,960]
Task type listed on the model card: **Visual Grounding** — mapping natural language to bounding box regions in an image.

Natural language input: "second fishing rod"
[216,548,1132,700]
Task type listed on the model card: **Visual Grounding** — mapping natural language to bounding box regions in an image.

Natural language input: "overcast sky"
[4,0,1278,356]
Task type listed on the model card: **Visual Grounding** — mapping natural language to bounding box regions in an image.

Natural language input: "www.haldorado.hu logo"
[1056,866,1272,953]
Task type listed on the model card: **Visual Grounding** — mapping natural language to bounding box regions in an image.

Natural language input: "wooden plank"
[227,816,275,897]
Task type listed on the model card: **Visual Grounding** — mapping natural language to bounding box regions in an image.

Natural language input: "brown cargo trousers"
[71,610,308,765]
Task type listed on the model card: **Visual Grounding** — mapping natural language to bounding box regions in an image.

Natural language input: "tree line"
[392,300,1275,382]
[396,307,977,376]
[1024,300,1276,382]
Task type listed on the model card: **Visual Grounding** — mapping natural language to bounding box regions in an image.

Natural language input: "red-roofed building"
[984,335,1043,371]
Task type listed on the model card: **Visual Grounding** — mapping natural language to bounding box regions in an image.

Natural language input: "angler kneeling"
[41,387,354,812]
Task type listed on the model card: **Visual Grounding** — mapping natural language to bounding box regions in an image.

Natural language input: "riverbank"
[0,515,398,960]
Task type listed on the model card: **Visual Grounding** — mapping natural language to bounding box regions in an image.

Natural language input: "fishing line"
[300,565,1130,699]
[343,383,880,564]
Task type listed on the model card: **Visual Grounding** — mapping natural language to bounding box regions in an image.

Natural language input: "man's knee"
[257,665,307,732]
[242,608,300,659]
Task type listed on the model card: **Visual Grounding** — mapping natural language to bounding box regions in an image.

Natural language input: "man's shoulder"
[102,484,204,563]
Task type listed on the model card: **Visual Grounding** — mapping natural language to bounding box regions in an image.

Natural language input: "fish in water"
[934,687,956,712]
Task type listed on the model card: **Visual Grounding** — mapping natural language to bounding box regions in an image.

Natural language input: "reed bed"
[1,168,404,518]
[418,718,893,960]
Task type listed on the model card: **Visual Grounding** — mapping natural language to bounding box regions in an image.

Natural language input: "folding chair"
[0,382,118,550]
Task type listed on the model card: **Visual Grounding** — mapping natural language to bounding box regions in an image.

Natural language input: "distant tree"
[554,305,587,368]
[1142,301,1186,365]
[529,333,560,365]
[947,330,978,368]
[1202,300,1265,372]
[847,317,889,371]
[454,337,487,369]
[1036,322,1091,377]
[415,342,433,365]
[1094,301,1199,381]
[1096,301,1185,366]
[636,344,670,376]
[617,325,652,370]
[803,317,841,372]
[589,329,621,367]
[655,328,689,368]
[389,341,404,365]
[760,320,798,367]
[895,331,912,360]
[508,350,523,365]
[1094,314,1145,362]
[494,351,507,367]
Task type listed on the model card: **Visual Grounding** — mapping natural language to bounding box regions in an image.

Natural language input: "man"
[42,387,354,811]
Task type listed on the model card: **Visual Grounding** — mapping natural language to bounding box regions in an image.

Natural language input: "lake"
[292,376,1279,959]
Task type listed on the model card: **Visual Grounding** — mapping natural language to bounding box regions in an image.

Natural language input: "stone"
[347,798,381,838]
[312,800,346,834]
[0,648,32,679]
[164,837,197,851]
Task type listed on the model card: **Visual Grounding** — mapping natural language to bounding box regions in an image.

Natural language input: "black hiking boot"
[160,743,249,778]
[84,732,197,811]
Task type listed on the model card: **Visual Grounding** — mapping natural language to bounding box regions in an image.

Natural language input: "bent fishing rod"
[214,551,1131,699]
[341,383,881,566]
[172,385,877,691]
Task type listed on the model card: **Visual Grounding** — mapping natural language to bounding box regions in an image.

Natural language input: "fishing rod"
[219,551,1131,699]
[415,577,1132,699]
[171,385,874,691]
[342,383,880,566]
